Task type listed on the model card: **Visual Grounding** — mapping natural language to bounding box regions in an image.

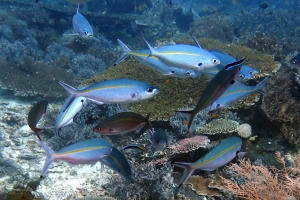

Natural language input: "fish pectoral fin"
[237,151,247,159]
[86,99,104,105]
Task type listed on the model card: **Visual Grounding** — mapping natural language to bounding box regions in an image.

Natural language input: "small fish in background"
[27,100,48,141]
[142,38,220,72]
[94,112,153,135]
[39,138,112,178]
[290,53,300,68]
[176,57,244,133]
[207,77,269,111]
[168,0,177,5]
[58,78,159,106]
[64,5,100,42]
[44,96,87,138]
[101,147,132,185]
[147,128,173,151]
[260,2,269,9]
[115,39,198,78]
[173,136,246,188]
[123,144,145,152]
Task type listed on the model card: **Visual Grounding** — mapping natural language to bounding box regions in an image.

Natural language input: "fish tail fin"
[115,38,131,65]
[140,38,154,64]
[225,57,245,70]
[91,36,100,42]
[145,112,153,130]
[175,110,195,134]
[58,80,77,96]
[39,141,55,178]
[257,76,270,94]
[173,162,194,188]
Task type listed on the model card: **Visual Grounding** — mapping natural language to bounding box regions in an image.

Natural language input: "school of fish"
[28,0,270,190]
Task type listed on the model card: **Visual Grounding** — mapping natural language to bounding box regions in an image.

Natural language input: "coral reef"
[188,15,234,43]
[221,152,300,200]
[238,123,252,139]
[196,118,240,135]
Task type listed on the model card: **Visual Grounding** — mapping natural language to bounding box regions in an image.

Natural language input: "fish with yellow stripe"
[101,147,132,185]
[115,39,197,78]
[39,138,113,178]
[44,96,87,137]
[207,77,269,111]
[142,38,220,72]
[173,136,246,188]
[58,78,159,107]
[94,112,152,135]
[176,57,244,133]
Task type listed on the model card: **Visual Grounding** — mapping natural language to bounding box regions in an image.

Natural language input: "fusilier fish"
[101,147,132,185]
[115,39,197,78]
[58,78,159,106]
[173,136,246,187]
[27,100,48,140]
[290,53,300,68]
[36,0,89,4]
[39,138,112,178]
[207,77,269,111]
[208,50,258,82]
[143,39,220,72]
[94,112,152,135]
[147,128,173,151]
[45,96,87,137]
[176,58,244,133]
[64,7,99,42]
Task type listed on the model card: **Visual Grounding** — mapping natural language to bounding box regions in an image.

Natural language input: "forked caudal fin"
[140,38,155,64]
[39,141,55,178]
[115,38,131,65]
[172,162,195,188]
[257,76,270,94]
[58,80,77,110]
[175,110,195,134]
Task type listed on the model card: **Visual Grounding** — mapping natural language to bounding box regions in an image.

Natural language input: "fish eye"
[171,71,175,74]
[185,71,191,75]
[95,127,100,131]
[147,87,153,93]
[198,63,202,66]
[239,74,244,78]
[213,59,218,63]
[83,31,88,36]
[81,99,84,103]
[216,104,220,108]
[249,71,253,74]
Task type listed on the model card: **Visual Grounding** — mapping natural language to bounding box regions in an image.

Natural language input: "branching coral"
[221,152,300,200]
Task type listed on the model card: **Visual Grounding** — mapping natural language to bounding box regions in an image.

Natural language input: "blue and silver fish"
[143,39,220,72]
[290,53,300,68]
[173,136,246,187]
[101,147,132,185]
[147,128,173,151]
[65,6,99,42]
[39,138,112,178]
[176,58,244,133]
[207,77,269,111]
[208,50,258,82]
[58,78,159,106]
[115,39,197,78]
[44,96,87,137]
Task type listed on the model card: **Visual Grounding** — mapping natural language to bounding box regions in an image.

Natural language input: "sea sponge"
[238,123,252,138]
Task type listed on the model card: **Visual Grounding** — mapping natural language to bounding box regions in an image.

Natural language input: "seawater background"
[0,0,300,199]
